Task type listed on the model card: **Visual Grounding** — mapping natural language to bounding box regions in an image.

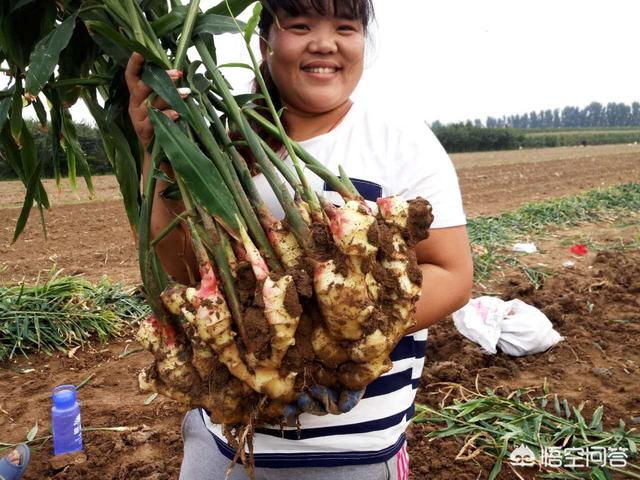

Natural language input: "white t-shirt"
[202,101,466,468]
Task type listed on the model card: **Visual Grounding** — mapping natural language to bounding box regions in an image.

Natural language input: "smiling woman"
[163,1,472,480]
[123,0,473,478]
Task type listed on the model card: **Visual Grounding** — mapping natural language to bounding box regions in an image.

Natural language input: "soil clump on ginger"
[406,198,433,245]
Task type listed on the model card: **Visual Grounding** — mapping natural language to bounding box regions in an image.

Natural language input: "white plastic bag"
[512,243,538,254]
[452,296,508,354]
[452,297,563,356]
[497,299,564,356]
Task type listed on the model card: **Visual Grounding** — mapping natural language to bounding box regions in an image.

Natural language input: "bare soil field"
[0,145,639,479]
[2,144,639,286]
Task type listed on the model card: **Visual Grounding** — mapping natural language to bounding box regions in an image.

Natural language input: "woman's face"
[261,12,365,115]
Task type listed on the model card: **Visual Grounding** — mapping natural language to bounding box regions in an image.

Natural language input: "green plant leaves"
[218,62,253,70]
[12,156,43,243]
[144,392,158,405]
[590,466,611,480]
[84,20,169,69]
[31,97,48,128]
[10,83,24,146]
[151,5,189,37]
[234,93,263,107]
[0,271,149,360]
[4,118,50,242]
[590,406,604,430]
[193,14,247,37]
[487,440,508,480]
[148,108,240,234]
[244,2,262,43]
[25,12,79,98]
[206,0,256,17]
[59,108,95,196]
[26,422,38,442]
[82,91,140,231]
[0,96,12,133]
[141,63,190,120]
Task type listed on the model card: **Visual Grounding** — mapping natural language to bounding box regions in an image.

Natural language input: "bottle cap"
[52,385,77,409]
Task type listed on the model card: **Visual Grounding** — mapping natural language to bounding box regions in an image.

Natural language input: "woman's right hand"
[125,52,183,150]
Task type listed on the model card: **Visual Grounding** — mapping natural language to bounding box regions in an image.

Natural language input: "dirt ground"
[2,144,640,285]
[0,145,639,479]
[411,243,640,480]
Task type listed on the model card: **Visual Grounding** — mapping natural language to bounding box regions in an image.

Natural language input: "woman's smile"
[301,61,342,77]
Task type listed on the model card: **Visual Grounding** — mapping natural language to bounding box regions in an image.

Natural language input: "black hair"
[258,0,375,36]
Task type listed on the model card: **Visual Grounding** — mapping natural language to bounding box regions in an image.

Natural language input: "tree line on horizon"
[432,101,640,129]
[4,101,640,180]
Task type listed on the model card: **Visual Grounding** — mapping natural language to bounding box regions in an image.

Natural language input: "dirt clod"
[49,451,88,471]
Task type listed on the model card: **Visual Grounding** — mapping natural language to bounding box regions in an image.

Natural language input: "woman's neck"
[282,100,353,142]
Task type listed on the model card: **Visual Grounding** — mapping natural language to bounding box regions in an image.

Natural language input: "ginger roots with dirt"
[136,196,433,431]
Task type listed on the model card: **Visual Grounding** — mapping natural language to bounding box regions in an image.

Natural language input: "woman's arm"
[125,53,197,283]
[407,225,474,333]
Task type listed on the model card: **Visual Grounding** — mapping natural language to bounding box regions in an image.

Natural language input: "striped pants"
[179,409,410,480]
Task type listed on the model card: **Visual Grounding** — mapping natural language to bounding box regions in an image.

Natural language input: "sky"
[59,0,640,125]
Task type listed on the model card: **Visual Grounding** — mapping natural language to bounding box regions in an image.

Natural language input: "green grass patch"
[468,183,640,282]
[521,130,640,148]
[0,270,150,361]
[415,383,640,479]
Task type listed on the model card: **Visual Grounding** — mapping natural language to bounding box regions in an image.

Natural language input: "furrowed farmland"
[1,144,639,479]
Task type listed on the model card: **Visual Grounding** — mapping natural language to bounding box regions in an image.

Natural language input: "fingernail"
[177,87,191,97]
[168,69,183,77]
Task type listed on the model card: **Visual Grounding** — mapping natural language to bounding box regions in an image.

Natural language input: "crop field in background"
[0,145,639,479]
[520,128,640,149]
[450,142,640,169]
[524,128,640,137]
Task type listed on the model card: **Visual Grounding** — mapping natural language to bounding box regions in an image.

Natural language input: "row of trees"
[431,124,640,153]
[433,101,640,129]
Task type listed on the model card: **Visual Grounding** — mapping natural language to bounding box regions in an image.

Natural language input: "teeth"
[304,67,337,74]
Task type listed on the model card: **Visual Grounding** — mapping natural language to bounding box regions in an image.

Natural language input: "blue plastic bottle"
[51,384,83,456]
